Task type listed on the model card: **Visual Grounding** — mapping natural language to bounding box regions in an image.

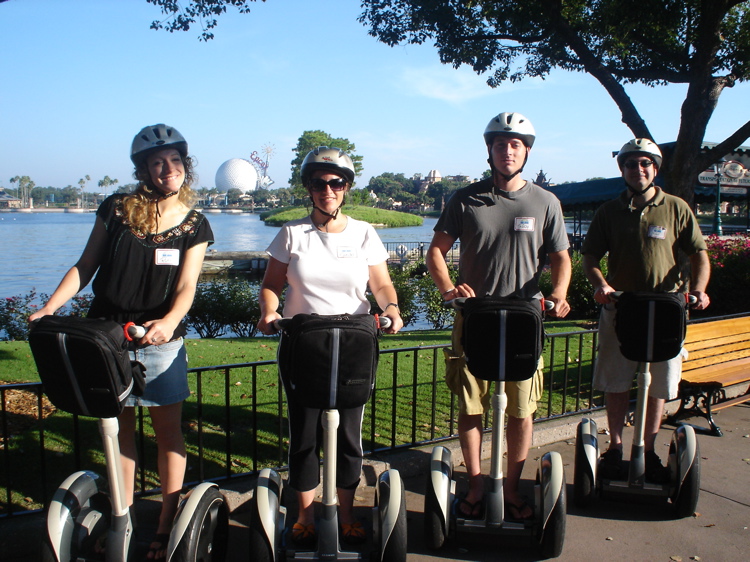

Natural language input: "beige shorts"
[444,312,544,418]
[592,304,683,400]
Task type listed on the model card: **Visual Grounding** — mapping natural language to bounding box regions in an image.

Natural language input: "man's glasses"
[623,160,654,169]
[309,178,348,192]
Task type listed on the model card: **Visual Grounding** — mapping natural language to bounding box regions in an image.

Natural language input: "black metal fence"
[0,327,601,519]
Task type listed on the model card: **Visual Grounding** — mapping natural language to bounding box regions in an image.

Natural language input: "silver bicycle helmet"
[301,147,355,185]
[616,139,663,170]
[483,112,536,148]
[131,124,188,166]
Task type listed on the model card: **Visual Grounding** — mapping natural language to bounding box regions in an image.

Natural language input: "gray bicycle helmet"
[131,124,188,166]
[616,138,663,170]
[483,112,536,148]
[301,147,355,185]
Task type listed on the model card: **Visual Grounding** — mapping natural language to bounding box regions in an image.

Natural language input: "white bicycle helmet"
[616,139,663,170]
[131,124,188,166]
[301,147,356,185]
[483,112,536,148]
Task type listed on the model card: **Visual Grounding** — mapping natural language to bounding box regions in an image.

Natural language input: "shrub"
[0,290,92,341]
[539,251,606,320]
[698,234,750,316]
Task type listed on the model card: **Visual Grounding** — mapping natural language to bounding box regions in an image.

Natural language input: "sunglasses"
[309,178,348,192]
[623,160,655,169]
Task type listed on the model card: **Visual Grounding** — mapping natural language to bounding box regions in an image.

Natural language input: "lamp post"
[713,158,725,236]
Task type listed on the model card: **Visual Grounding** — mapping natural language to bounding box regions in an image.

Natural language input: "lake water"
[0,211,440,298]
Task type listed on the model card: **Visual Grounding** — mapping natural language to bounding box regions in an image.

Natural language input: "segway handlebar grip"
[378,315,392,330]
[124,322,146,341]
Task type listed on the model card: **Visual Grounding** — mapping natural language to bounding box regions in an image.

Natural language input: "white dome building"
[215,158,259,192]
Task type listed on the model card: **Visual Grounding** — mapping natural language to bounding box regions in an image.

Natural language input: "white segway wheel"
[423,446,452,550]
[248,469,284,562]
[573,420,597,507]
[170,485,230,561]
[375,469,408,562]
[537,452,566,559]
[248,494,276,562]
[671,426,701,519]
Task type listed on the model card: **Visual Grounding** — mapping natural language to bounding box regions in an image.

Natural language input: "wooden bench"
[667,315,750,436]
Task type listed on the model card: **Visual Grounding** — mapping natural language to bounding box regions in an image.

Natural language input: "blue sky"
[1,0,748,192]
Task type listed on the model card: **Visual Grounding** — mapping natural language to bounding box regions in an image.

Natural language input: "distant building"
[0,189,22,209]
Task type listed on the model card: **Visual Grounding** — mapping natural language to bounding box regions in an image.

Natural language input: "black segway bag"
[461,297,544,381]
[278,313,379,410]
[28,316,146,418]
[614,292,688,362]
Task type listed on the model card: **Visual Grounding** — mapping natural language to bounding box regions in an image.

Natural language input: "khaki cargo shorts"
[444,311,544,418]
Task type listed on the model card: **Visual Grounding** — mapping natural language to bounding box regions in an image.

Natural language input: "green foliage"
[377,263,420,328]
[261,205,423,227]
[539,251,606,320]
[0,291,92,341]
[696,235,750,317]
[415,260,457,329]
[187,279,262,338]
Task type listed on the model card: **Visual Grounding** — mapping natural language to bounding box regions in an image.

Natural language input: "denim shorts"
[125,338,190,407]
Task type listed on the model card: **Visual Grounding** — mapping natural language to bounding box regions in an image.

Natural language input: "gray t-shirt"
[435,178,569,299]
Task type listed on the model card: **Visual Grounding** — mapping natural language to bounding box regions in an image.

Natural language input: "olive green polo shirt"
[581,187,706,292]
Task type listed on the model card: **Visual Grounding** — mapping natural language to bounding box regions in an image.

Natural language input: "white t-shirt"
[266,215,389,317]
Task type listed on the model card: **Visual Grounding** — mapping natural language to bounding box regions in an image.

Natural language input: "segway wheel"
[248,493,276,562]
[573,423,595,507]
[673,439,701,519]
[39,536,57,562]
[171,486,230,561]
[377,470,408,562]
[539,481,566,559]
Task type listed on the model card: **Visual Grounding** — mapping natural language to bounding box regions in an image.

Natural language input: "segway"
[29,318,229,561]
[248,314,408,561]
[573,292,701,518]
[423,297,566,559]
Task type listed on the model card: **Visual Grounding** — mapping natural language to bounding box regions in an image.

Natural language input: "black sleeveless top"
[88,194,214,337]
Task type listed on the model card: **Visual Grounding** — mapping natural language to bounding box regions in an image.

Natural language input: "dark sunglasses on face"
[309,178,348,192]
[623,159,654,169]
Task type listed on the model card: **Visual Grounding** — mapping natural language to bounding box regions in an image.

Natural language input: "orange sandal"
[291,522,317,548]
[341,521,366,545]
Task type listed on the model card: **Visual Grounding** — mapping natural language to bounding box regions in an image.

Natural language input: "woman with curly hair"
[31,124,214,560]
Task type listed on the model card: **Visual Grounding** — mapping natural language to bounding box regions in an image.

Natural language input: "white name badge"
[155,248,180,266]
[514,217,536,232]
[648,225,667,240]
[338,246,357,258]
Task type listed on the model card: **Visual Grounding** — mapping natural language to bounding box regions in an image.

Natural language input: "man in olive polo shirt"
[582,138,710,482]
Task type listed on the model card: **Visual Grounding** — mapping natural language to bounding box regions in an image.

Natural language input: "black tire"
[380,479,408,562]
[171,487,230,562]
[247,493,275,562]
[573,424,595,508]
[39,536,57,562]
[423,481,446,550]
[539,482,566,559]
[673,440,701,519]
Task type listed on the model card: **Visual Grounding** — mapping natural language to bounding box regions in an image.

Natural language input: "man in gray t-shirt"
[427,112,571,521]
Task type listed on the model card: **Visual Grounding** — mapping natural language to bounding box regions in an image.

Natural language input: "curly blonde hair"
[122,154,198,234]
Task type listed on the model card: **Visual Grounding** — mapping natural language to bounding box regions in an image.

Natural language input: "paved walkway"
[3,402,749,560]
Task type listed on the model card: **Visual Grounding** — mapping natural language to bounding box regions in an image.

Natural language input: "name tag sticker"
[514,217,536,232]
[338,246,357,258]
[648,225,667,240]
[155,248,180,266]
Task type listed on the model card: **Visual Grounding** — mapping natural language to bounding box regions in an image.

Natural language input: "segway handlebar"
[610,291,699,307]
[272,314,392,332]
[444,297,555,312]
